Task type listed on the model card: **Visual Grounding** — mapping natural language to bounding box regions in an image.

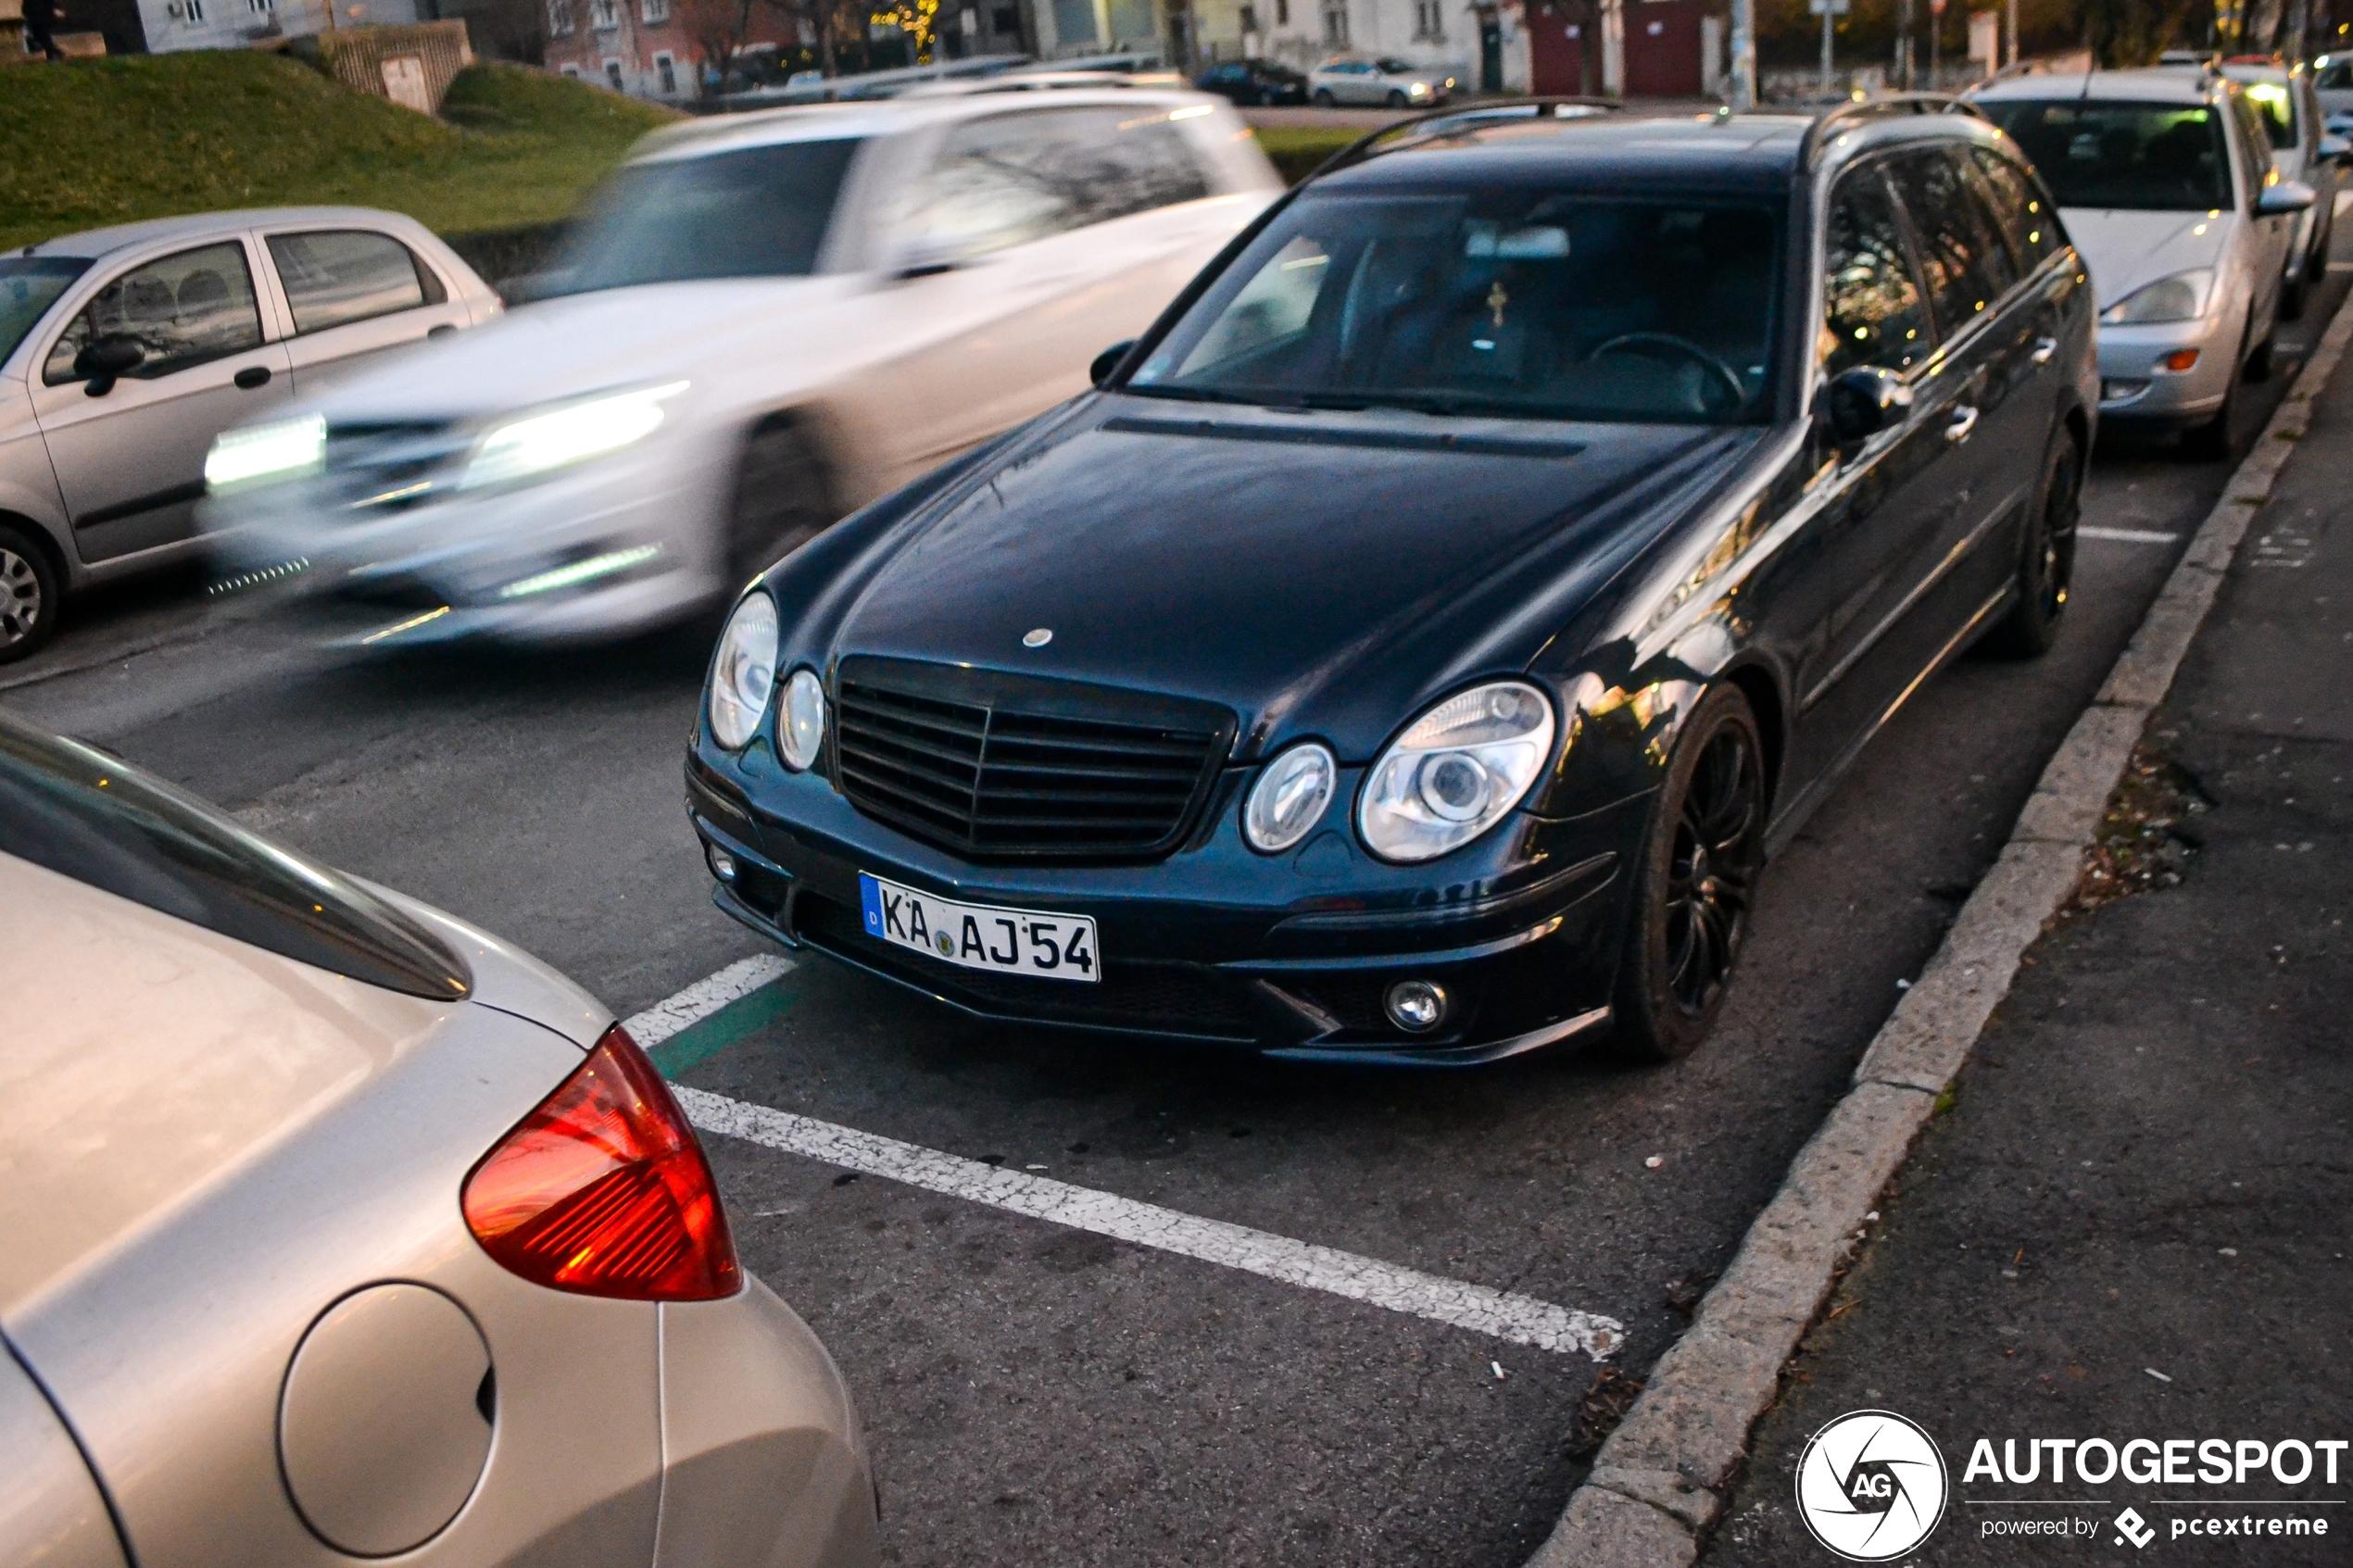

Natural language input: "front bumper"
[686,749,1642,1066]
[199,436,728,646]
[2094,316,2240,428]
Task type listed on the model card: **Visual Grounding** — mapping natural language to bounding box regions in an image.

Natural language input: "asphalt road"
[11,227,2348,1567]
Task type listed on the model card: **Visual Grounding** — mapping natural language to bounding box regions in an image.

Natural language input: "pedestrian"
[21,0,65,60]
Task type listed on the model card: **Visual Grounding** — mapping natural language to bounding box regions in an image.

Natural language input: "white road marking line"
[672,1080,1624,1359]
[2077,527,2181,545]
[623,954,797,1047]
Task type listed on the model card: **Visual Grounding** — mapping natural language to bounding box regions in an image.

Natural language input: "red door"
[1622,0,1702,97]
[1527,8,1588,94]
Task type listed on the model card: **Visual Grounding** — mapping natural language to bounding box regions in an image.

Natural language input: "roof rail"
[1305,96,1624,182]
[1795,92,1986,168]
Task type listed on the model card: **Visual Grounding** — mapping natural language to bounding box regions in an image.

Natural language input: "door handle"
[2031,337,2057,365]
[1944,405,1980,443]
[233,366,272,390]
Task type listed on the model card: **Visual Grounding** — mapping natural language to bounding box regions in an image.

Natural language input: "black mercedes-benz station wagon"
[684,97,2097,1066]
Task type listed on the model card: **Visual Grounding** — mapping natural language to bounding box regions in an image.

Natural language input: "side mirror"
[2319,132,2351,161]
[75,334,145,397]
[1823,365,1912,447]
[2254,179,2317,217]
[1089,339,1138,388]
[888,234,974,281]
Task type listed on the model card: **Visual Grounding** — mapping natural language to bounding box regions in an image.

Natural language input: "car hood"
[296,276,859,424]
[2063,207,2233,310]
[806,398,1763,760]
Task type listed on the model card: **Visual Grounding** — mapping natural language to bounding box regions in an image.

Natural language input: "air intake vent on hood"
[832,657,1234,862]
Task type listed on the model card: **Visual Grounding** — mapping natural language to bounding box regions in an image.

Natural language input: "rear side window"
[1821,166,1931,376]
[1970,148,2066,270]
[899,107,1214,260]
[1885,147,2019,334]
[267,230,441,334]
[43,241,264,385]
[0,713,470,1001]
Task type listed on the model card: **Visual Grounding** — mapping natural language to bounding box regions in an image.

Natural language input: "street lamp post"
[1730,0,1755,108]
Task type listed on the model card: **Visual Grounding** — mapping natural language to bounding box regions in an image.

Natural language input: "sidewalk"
[1692,358,2353,1555]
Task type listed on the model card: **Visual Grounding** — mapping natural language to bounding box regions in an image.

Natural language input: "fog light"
[706,844,737,883]
[2100,378,2150,402]
[2160,348,2201,372]
[1384,980,1448,1033]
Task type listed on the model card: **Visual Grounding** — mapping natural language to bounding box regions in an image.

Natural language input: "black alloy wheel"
[1981,430,2081,659]
[726,420,834,583]
[1613,684,1767,1061]
[0,524,59,664]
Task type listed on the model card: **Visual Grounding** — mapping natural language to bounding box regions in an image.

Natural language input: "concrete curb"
[1526,297,2353,1568]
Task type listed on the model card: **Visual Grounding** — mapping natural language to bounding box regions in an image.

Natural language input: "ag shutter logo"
[2114,1506,2157,1548]
[1796,1410,1951,1561]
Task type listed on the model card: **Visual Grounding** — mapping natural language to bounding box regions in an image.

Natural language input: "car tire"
[1610,684,1768,1063]
[2281,271,2308,322]
[2182,320,2250,460]
[2245,322,2276,383]
[2306,222,2331,283]
[0,523,60,665]
[726,420,833,583]
[1314,88,1335,107]
[1980,428,2082,659]
[1387,89,1408,107]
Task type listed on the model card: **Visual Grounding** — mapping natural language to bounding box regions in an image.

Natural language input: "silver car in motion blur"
[199,82,1279,648]
[0,711,878,1568]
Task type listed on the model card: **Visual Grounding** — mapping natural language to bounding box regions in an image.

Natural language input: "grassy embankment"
[0,54,1358,273]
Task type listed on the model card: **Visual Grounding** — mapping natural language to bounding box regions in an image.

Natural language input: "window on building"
[1415,0,1441,36]
[1238,3,1257,29]
[654,51,676,94]
[1320,0,1346,44]
[181,0,206,21]
[265,231,440,335]
[560,61,583,76]
[1275,0,1288,23]
[547,0,573,35]
[246,0,273,14]
[642,0,668,21]
[589,0,617,29]
[991,3,1016,29]
[603,56,624,89]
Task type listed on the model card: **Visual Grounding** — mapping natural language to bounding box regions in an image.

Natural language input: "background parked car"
[1309,56,1455,107]
[2315,51,2353,135]
[201,83,1282,650]
[2201,59,2345,318]
[1974,69,2314,455]
[0,207,497,661]
[0,709,880,1568]
[1196,57,1310,106]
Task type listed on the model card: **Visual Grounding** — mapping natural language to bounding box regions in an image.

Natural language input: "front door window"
[44,242,263,387]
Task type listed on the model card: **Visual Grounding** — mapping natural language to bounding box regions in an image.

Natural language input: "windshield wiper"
[1119,384,1277,408]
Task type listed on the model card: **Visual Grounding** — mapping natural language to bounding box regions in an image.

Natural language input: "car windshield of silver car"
[1127,192,1779,424]
[1981,101,2232,210]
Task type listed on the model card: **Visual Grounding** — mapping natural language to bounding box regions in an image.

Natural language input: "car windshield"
[2234,77,2299,148]
[1126,189,1780,424]
[546,137,861,295]
[1980,100,2231,209]
[0,257,90,367]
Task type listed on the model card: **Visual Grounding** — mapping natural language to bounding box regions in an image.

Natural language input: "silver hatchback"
[0,208,499,661]
[0,711,879,1568]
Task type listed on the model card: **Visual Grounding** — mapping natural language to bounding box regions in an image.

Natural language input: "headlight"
[1408,81,1430,95]
[1357,681,1556,863]
[205,413,324,493]
[708,593,778,751]
[460,381,688,491]
[1243,742,1336,852]
[2098,270,2213,325]
[779,668,825,771]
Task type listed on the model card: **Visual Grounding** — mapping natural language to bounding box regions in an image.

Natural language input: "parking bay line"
[628,960,1626,1360]
[2078,526,2181,545]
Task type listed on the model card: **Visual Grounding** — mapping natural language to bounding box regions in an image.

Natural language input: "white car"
[2315,52,2353,135]
[1308,56,1456,108]
[2202,60,2344,318]
[200,85,1281,646]
[1973,69,2316,455]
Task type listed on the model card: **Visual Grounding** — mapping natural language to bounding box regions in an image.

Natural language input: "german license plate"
[858,872,1099,984]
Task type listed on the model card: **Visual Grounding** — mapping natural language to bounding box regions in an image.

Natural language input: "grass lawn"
[0,55,1348,260]
[0,55,674,252]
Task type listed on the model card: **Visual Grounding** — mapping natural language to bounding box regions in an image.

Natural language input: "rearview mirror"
[75,334,145,397]
[2254,179,2317,218]
[2320,133,2351,161]
[889,234,975,281]
[1089,339,1138,388]
[1824,366,1912,447]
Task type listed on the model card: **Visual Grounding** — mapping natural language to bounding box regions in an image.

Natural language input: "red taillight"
[463,1025,740,1301]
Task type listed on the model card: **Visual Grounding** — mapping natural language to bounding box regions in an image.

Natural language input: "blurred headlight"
[779,667,826,771]
[1408,80,1431,95]
[2098,270,2213,325]
[461,382,688,491]
[205,413,325,493]
[709,593,778,751]
[1244,742,1336,852]
[1358,681,1556,862]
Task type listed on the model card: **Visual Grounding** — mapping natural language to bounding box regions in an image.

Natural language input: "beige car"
[0,207,500,660]
[0,711,877,1568]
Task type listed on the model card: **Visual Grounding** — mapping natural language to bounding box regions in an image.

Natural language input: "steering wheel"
[1587,332,1747,415]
